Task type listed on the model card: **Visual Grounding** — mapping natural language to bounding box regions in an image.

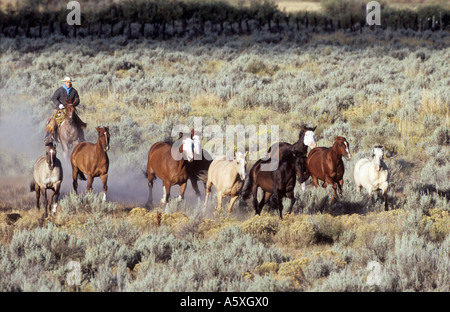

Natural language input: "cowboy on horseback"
[44,77,86,145]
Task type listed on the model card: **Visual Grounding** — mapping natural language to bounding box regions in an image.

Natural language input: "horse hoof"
[176,196,183,202]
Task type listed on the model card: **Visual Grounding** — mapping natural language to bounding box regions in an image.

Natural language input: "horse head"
[179,134,194,162]
[96,127,110,152]
[372,145,384,171]
[300,126,317,149]
[64,99,76,120]
[192,133,202,159]
[235,151,248,180]
[334,136,352,160]
[45,143,57,171]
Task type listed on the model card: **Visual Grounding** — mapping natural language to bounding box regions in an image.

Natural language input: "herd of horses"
[30,114,390,219]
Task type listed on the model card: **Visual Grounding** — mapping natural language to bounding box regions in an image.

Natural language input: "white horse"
[204,151,248,214]
[354,146,389,210]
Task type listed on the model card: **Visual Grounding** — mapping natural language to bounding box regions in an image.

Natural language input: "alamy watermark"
[66,260,81,287]
[366,1,381,26]
[366,261,382,286]
[66,1,382,27]
[67,1,81,26]
[171,117,280,171]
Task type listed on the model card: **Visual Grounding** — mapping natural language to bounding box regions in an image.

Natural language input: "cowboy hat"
[62,77,74,82]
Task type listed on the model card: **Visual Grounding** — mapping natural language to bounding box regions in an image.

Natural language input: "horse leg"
[380,181,389,211]
[48,189,55,216]
[177,182,187,202]
[100,173,108,201]
[35,185,41,210]
[311,175,319,188]
[72,167,79,194]
[252,186,260,215]
[41,188,48,218]
[204,180,212,210]
[338,179,343,197]
[51,185,60,215]
[146,172,156,209]
[325,176,337,203]
[272,190,283,220]
[257,191,269,215]
[86,175,94,193]
[161,181,170,205]
[216,191,223,213]
[286,191,296,214]
[227,196,239,214]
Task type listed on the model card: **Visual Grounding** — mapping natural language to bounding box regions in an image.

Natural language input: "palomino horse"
[306,136,352,203]
[30,143,63,217]
[186,132,212,201]
[268,126,316,190]
[57,99,84,160]
[203,151,247,214]
[354,146,389,210]
[145,134,195,208]
[241,149,306,219]
[71,127,110,201]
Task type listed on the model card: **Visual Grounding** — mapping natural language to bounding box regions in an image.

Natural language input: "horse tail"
[30,181,36,192]
[77,171,87,181]
[241,168,254,201]
[196,170,208,183]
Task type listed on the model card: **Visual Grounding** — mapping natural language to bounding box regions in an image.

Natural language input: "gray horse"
[30,144,63,217]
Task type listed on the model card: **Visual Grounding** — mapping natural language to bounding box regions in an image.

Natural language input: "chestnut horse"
[145,134,195,208]
[71,127,110,201]
[306,136,351,203]
[241,149,307,219]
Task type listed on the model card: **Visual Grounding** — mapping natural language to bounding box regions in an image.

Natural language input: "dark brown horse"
[186,132,212,201]
[241,149,307,219]
[306,136,351,203]
[30,143,63,217]
[268,126,317,160]
[268,126,316,189]
[145,134,195,208]
[57,99,84,160]
[71,127,110,201]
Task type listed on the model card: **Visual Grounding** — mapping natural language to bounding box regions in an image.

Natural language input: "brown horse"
[241,149,307,219]
[306,136,352,203]
[57,99,84,160]
[71,127,110,201]
[30,143,63,217]
[145,134,195,208]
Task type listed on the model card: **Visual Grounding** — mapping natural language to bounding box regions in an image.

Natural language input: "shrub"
[0,224,85,291]
[380,233,450,291]
[58,192,118,218]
